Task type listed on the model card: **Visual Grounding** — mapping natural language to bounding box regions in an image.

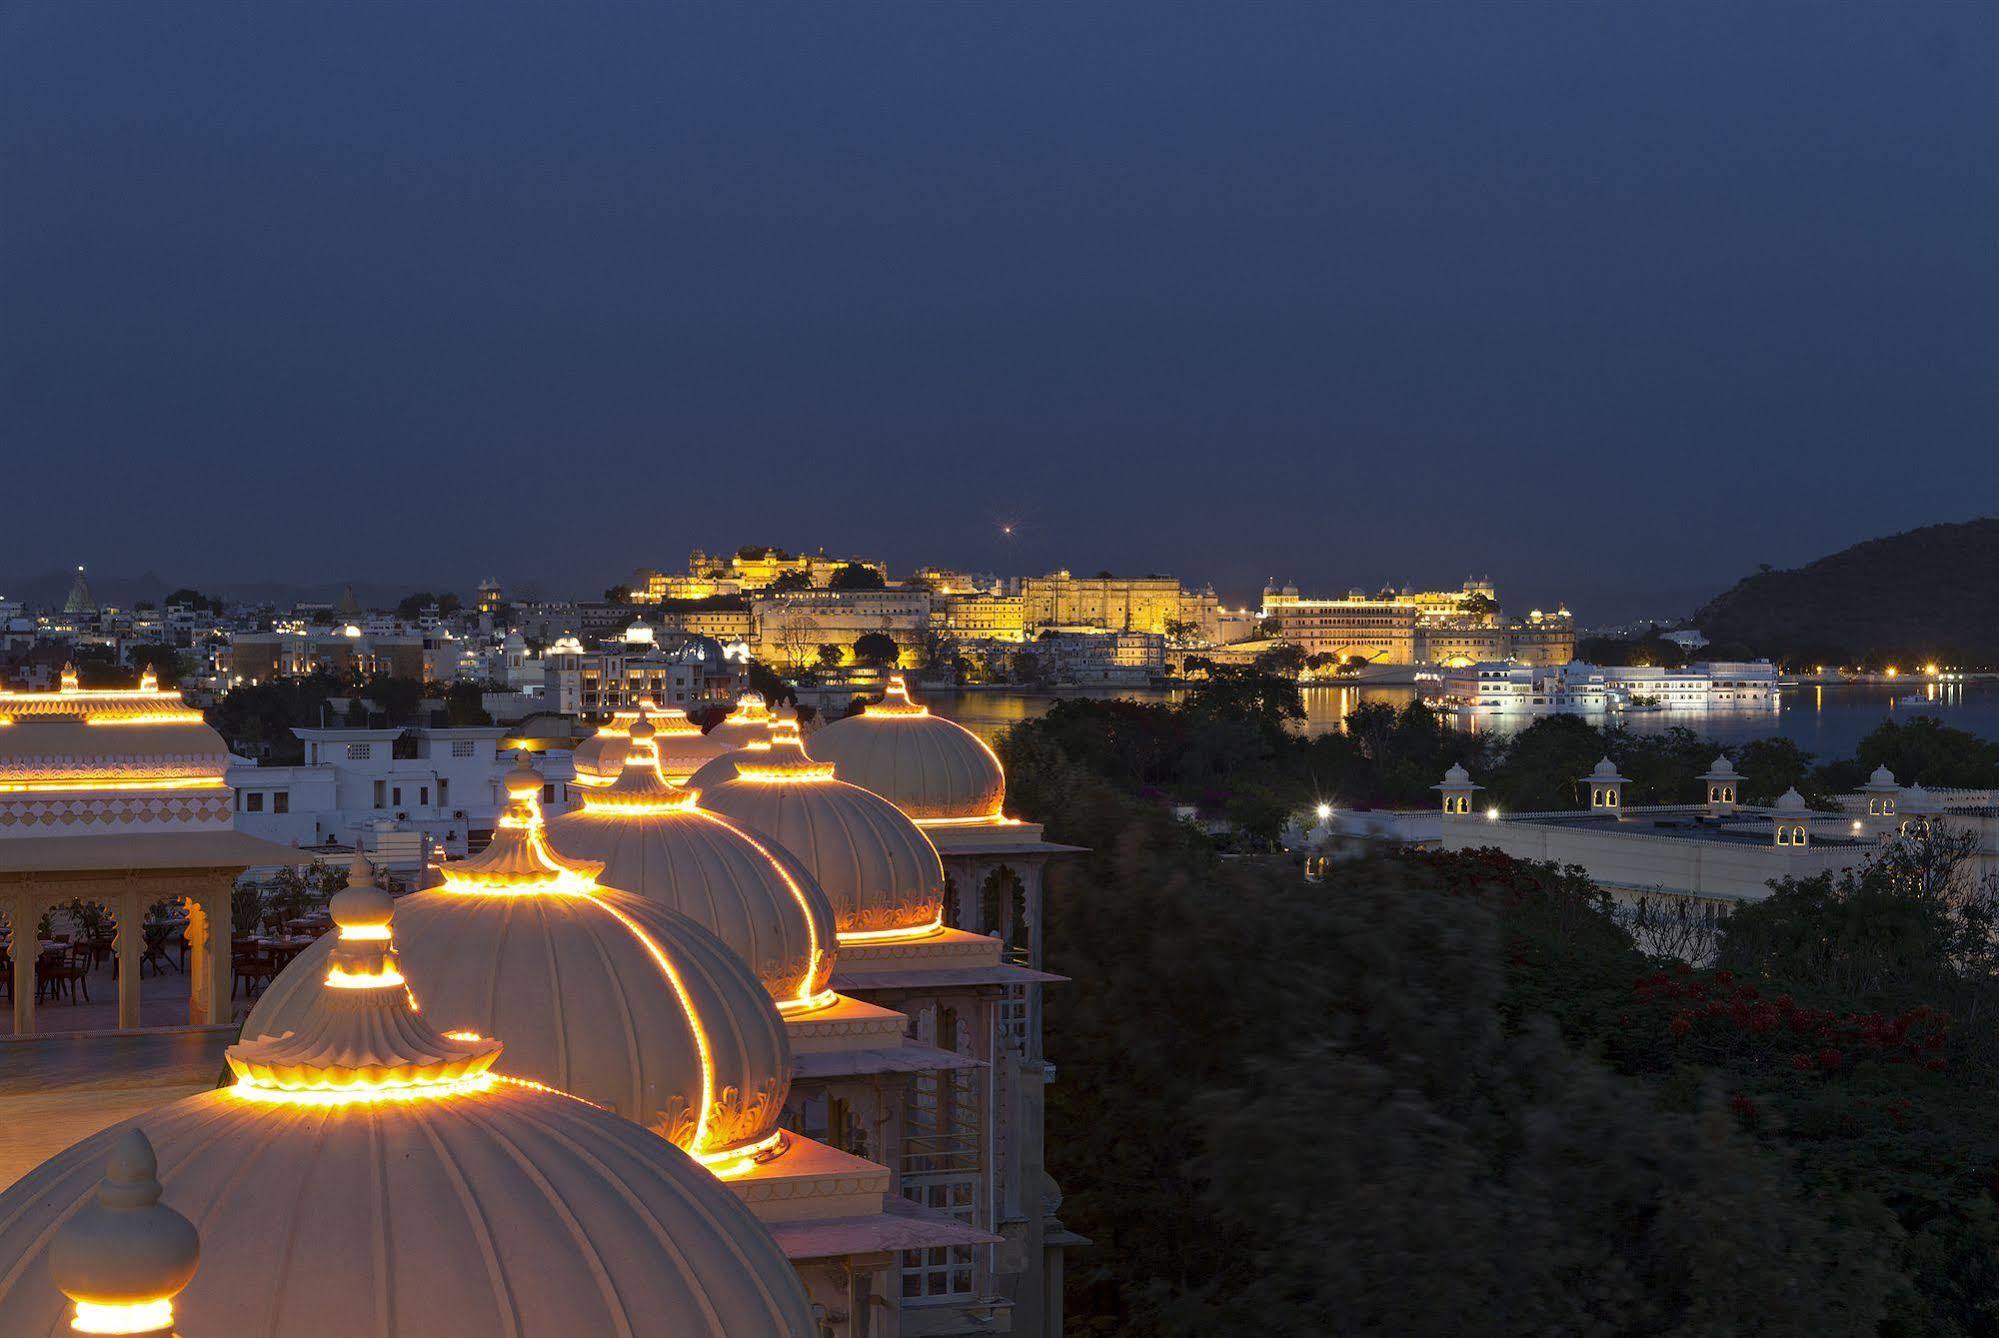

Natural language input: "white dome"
[247,765,792,1166]
[548,728,837,1012]
[0,860,813,1338]
[805,677,1005,821]
[574,703,728,784]
[699,731,945,944]
[706,693,776,750]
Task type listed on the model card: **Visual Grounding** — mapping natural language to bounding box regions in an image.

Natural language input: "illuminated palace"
[1260,579,1574,666]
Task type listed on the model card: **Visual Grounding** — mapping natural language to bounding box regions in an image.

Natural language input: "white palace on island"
[0,672,1083,1338]
[1426,659,1780,722]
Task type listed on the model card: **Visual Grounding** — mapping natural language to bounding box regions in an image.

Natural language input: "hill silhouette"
[1695,519,1999,667]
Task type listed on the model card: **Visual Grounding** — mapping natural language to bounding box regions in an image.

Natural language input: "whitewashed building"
[226,725,575,876]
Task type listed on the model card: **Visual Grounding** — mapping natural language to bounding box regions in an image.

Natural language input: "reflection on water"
[924,679,1999,761]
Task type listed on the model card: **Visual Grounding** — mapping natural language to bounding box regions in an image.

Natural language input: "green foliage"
[852,631,900,667]
[744,659,796,706]
[827,563,885,590]
[768,570,813,593]
[394,590,461,620]
[231,881,264,936]
[1577,628,1688,668]
[603,584,633,604]
[124,644,190,687]
[1000,726,1899,1336]
[1816,716,1999,793]
[164,587,224,613]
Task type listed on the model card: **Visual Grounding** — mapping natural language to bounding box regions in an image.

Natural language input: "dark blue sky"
[4,3,1995,614]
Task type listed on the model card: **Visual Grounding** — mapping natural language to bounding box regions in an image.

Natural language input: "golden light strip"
[0,776,225,794]
[837,912,947,945]
[325,965,407,990]
[229,1072,495,1107]
[692,1128,788,1180]
[71,1299,175,1336]
[730,761,838,783]
[587,896,717,1155]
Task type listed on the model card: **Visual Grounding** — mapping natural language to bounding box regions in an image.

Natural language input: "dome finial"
[227,856,502,1097]
[49,1128,199,1338]
[60,663,80,692]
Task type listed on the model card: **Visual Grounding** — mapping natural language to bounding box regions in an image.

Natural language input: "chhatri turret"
[244,771,795,1174]
[0,852,816,1337]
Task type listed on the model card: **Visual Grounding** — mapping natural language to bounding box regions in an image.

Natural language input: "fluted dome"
[573,702,729,785]
[699,731,945,944]
[246,768,794,1169]
[808,676,1005,821]
[548,722,837,1013]
[706,692,776,750]
[0,859,813,1338]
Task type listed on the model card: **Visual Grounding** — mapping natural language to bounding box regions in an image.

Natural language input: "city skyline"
[6,4,1997,609]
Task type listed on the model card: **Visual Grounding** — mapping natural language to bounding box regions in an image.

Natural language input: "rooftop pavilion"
[0,669,306,1038]
[1435,758,1958,906]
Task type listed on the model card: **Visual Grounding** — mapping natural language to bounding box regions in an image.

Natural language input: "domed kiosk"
[548,716,837,1014]
[807,676,1005,822]
[706,692,778,751]
[573,700,729,786]
[245,763,792,1173]
[0,860,817,1338]
[698,727,946,945]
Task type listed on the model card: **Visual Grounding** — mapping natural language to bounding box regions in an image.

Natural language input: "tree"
[1458,591,1498,619]
[1162,618,1201,644]
[993,727,1892,1336]
[828,563,885,591]
[774,614,817,669]
[816,644,844,670]
[603,585,633,604]
[1251,643,1306,677]
[164,587,223,613]
[852,632,900,668]
[769,570,813,593]
[125,644,189,687]
[394,592,435,621]
[744,659,796,706]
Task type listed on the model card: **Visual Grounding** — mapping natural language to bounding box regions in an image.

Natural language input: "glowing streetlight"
[1315,803,1332,822]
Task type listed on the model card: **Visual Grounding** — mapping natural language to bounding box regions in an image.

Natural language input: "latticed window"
[902,1006,983,1301]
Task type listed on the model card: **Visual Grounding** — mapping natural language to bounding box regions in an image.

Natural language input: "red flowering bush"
[1630,966,1951,1077]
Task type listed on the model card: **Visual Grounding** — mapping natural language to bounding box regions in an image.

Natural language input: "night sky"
[4,4,1995,616]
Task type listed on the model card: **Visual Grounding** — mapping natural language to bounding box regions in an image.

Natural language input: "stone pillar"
[116,887,143,1030]
[6,893,34,1037]
[192,883,234,1027]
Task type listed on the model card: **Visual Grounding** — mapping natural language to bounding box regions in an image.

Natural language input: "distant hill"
[0,569,450,614]
[1695,519,1999,667]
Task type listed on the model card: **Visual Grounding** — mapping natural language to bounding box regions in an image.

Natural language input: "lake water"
[925,679,1998,764]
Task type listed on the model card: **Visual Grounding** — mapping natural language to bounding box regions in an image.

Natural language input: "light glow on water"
[921,679,1998,759]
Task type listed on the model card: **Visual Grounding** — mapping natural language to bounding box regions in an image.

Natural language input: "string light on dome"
[51,1130,198,1338]
[224,853,503,1109]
